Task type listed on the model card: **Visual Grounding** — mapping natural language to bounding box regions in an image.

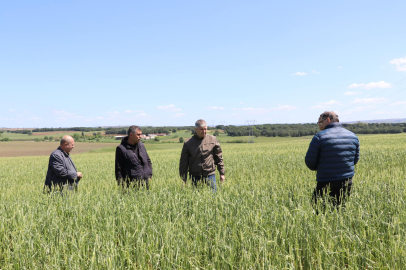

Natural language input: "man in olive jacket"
[115,125,152,189]
[179,119,225,191]
[44,135,83,192]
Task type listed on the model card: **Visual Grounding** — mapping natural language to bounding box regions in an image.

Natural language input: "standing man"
[44,135,83,192]
[115,125,152,189]
[305,111,360,208]
[179,119,225,191]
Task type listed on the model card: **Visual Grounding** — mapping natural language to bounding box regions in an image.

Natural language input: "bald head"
[60,135,75,153]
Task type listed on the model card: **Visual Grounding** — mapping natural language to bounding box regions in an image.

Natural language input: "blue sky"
[1,0,406,128]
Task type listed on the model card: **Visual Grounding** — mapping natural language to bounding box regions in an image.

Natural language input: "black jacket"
[115,137,153,182]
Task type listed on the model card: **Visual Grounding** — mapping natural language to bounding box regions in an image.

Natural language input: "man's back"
[305,122,360,182]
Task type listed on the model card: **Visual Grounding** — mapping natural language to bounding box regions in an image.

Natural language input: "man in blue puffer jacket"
[305,111,360,207]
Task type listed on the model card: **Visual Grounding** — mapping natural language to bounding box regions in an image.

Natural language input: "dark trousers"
[119,178,149,190]
[312,178,352,210]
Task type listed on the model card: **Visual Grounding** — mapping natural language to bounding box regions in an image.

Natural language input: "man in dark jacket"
[115,125,152,189]
[305,111,360,208]
[44,135,83,192]
[179,119,225,191]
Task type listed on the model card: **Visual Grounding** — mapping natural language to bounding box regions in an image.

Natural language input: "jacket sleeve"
[213,140,225,175]
[115,147,124,182]
[50,152,77,180]
[145,148,153,178]
[354,137,360,165]
[305,135,320,171]
[179,142,189,181]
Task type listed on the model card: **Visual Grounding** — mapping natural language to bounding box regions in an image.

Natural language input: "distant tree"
[44,136,49,141]
[154,137,160,142]
[172,129,177,133]
[213,130,220,136]
[72,133,80,141]
[179,137,184,143]
[1,137,10,141]
[81,131,85,138]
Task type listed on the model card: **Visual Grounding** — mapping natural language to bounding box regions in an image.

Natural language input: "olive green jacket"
[179,134,225,180]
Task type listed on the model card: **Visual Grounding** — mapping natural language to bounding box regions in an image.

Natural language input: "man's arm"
[213,140,225,181]
[144,145,153,179]
[179,142,190,182]
[115,147,125,183]
[50,153,77,180]
[354,137,360,165]
[305,135,320,171]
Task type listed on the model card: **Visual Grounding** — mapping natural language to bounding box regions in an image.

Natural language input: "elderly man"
[44,135,83,192]
[115,125,152,189]
[305,111,360,208]
[179,119,225,191]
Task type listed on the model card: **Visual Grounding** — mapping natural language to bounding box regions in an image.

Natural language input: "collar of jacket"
[58,146,70,157]
[121,136,140,149]
[193,134,204,141]
[324,122,342,130]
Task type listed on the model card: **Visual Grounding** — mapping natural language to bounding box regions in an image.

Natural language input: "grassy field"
[0,134,405,269]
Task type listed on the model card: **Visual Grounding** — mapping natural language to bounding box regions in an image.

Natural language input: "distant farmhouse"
[115,133,167,140]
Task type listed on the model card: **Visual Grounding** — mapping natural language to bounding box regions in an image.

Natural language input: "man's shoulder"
[204,134,218,142]
[50,147,63,157]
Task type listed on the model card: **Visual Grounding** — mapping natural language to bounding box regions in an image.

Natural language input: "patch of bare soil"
[0,142,118,157]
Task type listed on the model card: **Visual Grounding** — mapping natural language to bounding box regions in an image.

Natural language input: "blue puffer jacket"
[305,122,360,182]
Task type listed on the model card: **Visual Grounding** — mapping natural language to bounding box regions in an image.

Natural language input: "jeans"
[312,178,352,211]
[191,174,217,192]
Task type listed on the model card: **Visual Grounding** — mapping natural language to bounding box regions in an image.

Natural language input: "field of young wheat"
[1,134,405,269]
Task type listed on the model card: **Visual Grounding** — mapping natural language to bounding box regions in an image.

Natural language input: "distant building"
[115,136,126,140]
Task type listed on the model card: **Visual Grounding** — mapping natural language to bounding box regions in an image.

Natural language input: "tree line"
[218,122,406,137]
[104,126,195,135]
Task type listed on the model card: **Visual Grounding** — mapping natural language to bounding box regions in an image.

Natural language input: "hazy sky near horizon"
[1,0,406,128]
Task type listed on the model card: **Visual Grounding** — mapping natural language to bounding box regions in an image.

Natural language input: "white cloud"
[170,113,185,118]
[204,106,225,110]
[9,109,17,112]
[348,81,392,89]
[337,66,343,69]
[96,117,104,120]
[232,107,266,112]
[124,110,143,114]
[390,56,406,71]
[351,97,386,104]
[311,100,340,109]
[312,70,321,74]
[28,116,42,120]
[271,105,297,111]
[390,101,406,106]
[344,91,361,96]
[239,102,244,104]
[157,104,181,112]
[370,110,399,115]
[54,110,75,116]
[294,72,306,76]
[136,113,148,116]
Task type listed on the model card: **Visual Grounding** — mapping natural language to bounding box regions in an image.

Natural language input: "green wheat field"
[1,134,405,269]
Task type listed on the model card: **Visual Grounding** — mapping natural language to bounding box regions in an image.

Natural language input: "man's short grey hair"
[195,119,207,128]
[60,135,73,146]
[128,125,142,135]
[320,111,339,122]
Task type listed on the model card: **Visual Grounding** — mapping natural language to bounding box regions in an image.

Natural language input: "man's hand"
[77,172,83,179]
[220,175,225,182]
